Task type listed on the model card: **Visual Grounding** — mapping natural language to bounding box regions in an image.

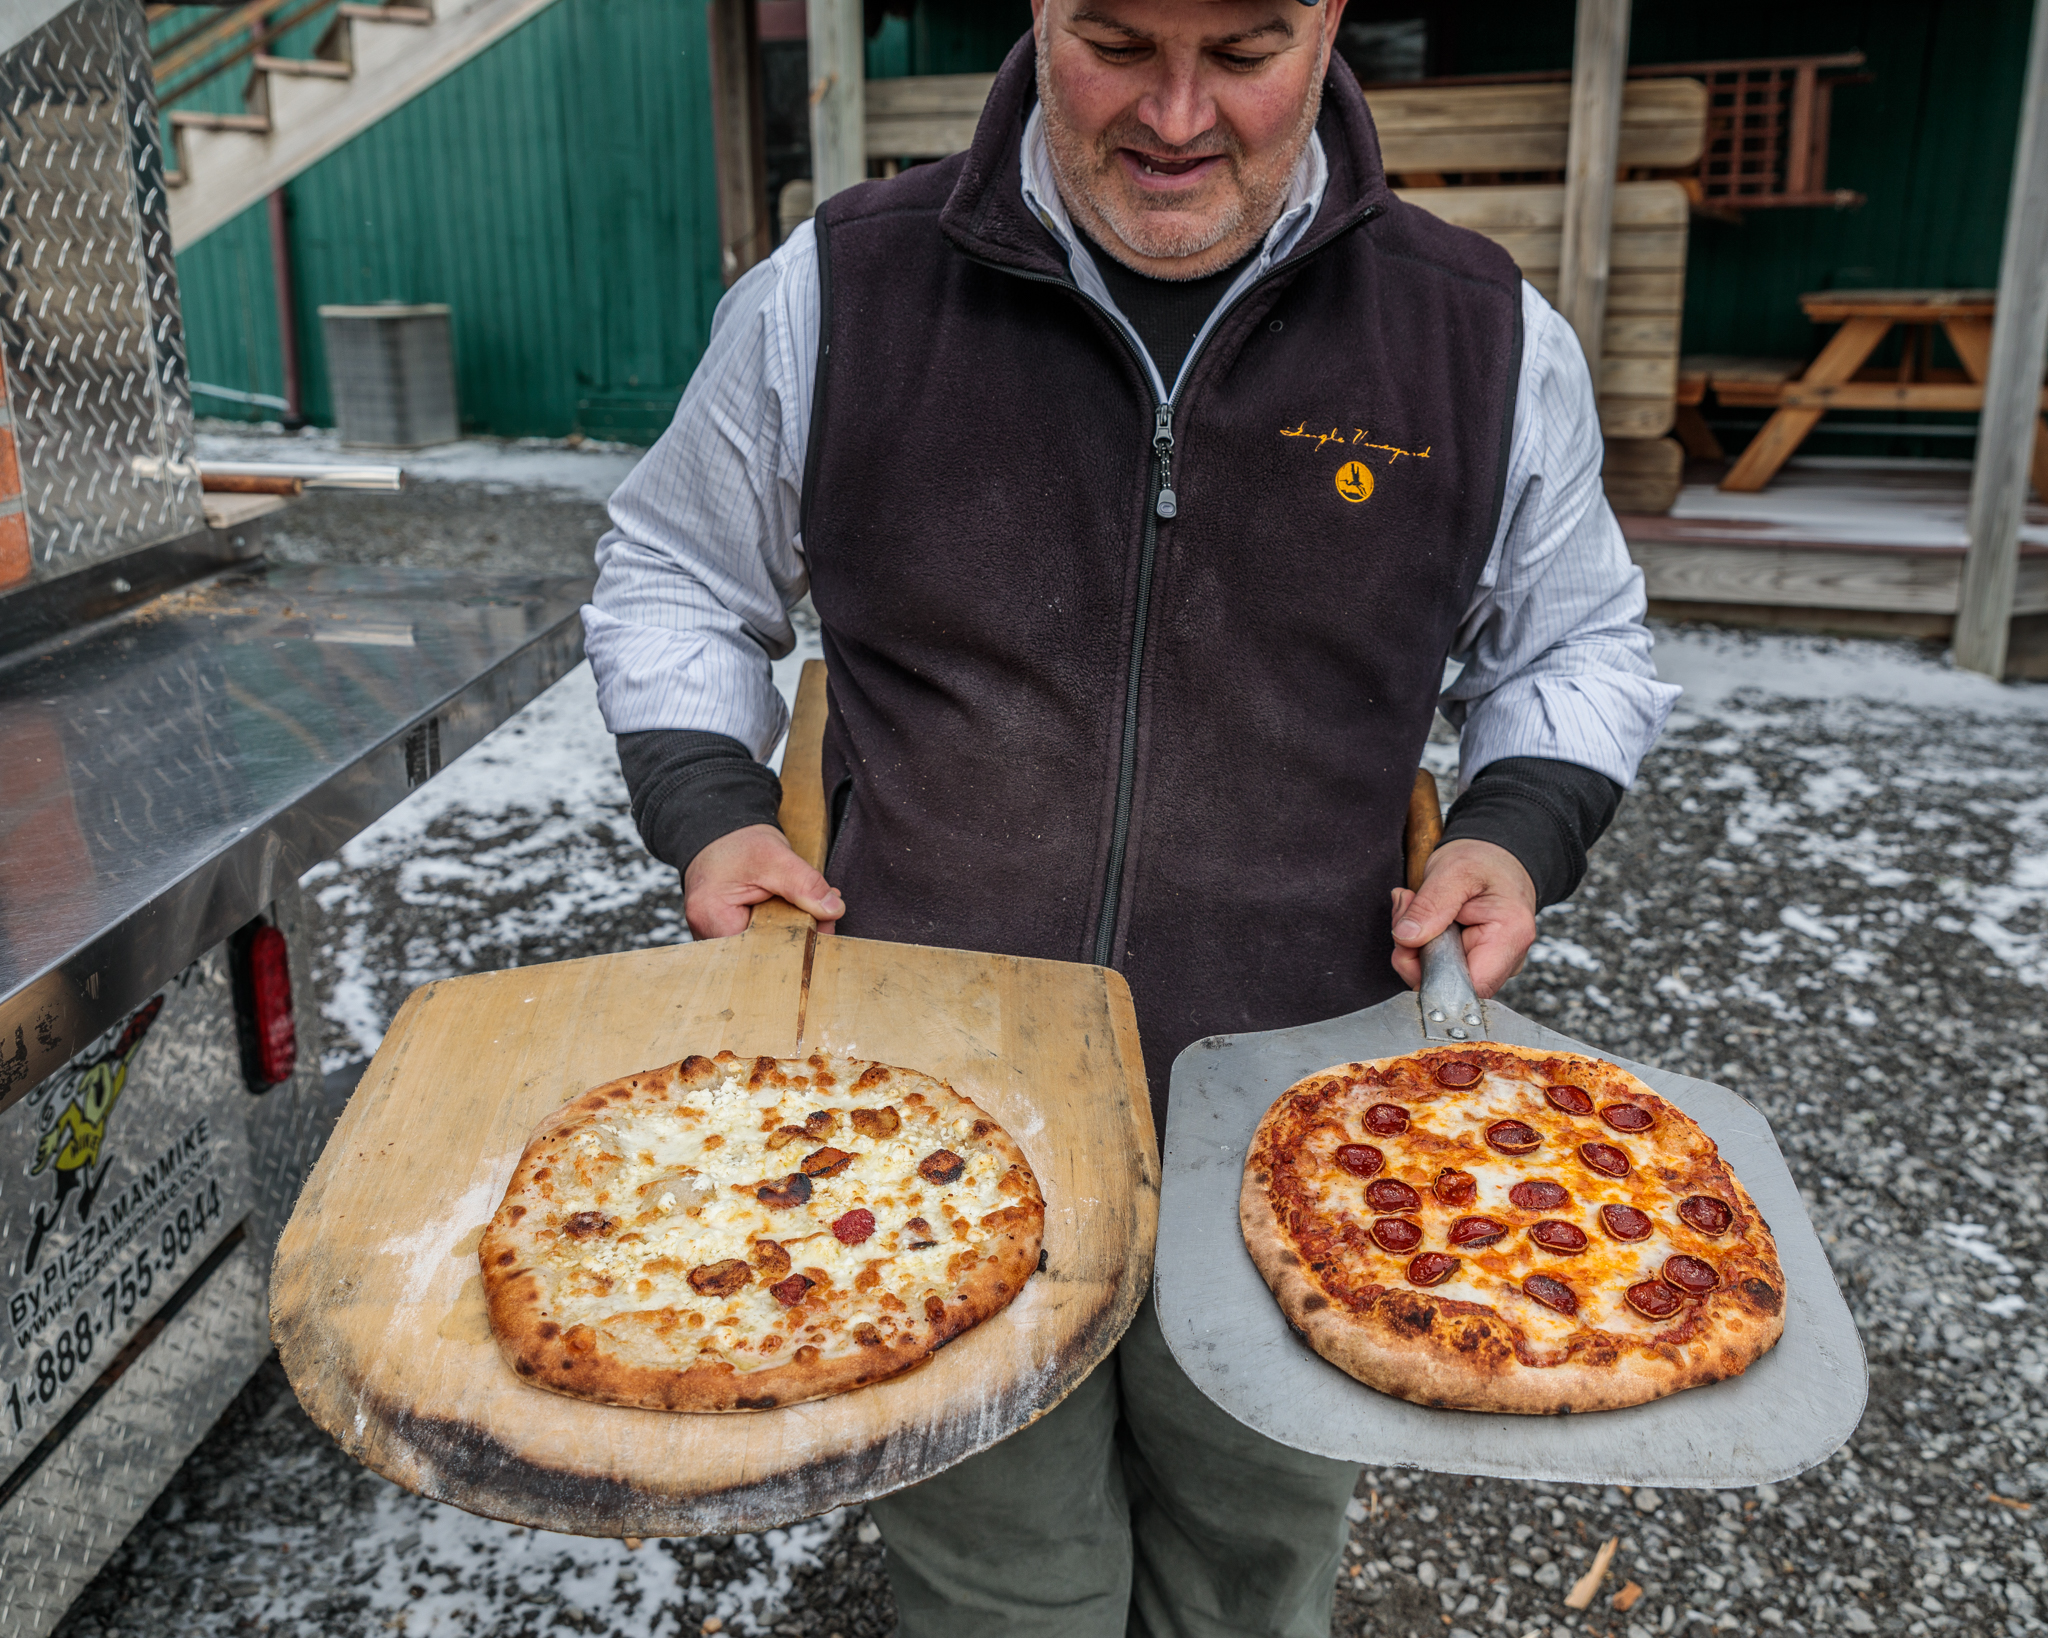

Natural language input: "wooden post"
[805,0,865,207]
[1558,0,1631,383]
[1955,0,2048,679]
[707,0,770,286]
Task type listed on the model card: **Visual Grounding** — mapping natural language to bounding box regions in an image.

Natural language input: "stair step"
[336,3,434,22]
[169,110,272,133]
[254,53,354,79]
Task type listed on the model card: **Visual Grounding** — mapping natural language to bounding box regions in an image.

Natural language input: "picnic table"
[1717,290,2048,495]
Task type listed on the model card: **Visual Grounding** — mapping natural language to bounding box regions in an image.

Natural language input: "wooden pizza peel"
[271,660,1158,1535]
[1154,774,1867,1487]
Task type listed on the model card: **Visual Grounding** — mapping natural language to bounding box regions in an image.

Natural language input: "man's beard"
[1037,37,1323,275]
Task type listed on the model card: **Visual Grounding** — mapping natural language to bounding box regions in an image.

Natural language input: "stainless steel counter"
[0,556,592,1112]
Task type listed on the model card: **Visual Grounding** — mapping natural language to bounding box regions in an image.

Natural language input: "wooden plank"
[1958,0,2048,675]
[1801,289,1996,322]
[1393,180,1687,233]
[707,0,771,286]
[1558,0,1632,374]
[1604,313,1680,356]
[1598,398,1677,439]
[864,73,993,158]
[1601,435,1683,514]
[1599,355,1678,399]
[805,0,864,204]
[1373,78,1707,172]
[1630,539,2048,618]
[778,661,830,871]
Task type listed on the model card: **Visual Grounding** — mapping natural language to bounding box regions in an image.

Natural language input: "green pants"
[865,1293,1360,1638]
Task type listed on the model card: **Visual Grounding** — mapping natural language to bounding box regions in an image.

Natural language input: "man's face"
[1032,0,1347,280]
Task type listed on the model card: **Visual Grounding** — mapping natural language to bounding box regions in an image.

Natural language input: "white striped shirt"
[584,118,1679,790]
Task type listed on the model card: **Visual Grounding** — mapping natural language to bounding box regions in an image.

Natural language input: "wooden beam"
[1557,0,1631,377]
[1956,0,2048,678]
[806,0,865,207]
[707,0,770,286]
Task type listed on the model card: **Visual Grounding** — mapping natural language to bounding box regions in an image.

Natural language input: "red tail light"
[247,924,297,1084]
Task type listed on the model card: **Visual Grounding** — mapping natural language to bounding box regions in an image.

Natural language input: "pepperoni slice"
[1578,1141,1631,1178]
[1363,1103,1410,1136]
[832,1208,877,1245]
[1544,1083,1594,1116]
[1371,1218,1424,1254]
[1600,1103,1654,1133]
[1522,1273,1579,1315]
[1625,1279,1686,1320]
[1486,1119,1541,1154]
[1433,1168,1477,1207]
[1433,1058,1482,1089]
[1529,1220,1589,1254]
[1509,1179,1569,1212]
[1335,1143,1385,1178]
[1408,1252,1460,1287]
[1365,1178,1421,1213]
[1449,1215,1508,1248]
[1664,1254,1720,1296]
[1599,1203,1654,1241]
[1678,1195,1735,1236]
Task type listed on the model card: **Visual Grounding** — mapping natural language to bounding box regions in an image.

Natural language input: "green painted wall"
[173,0,2031,447]
[171,0,722,440]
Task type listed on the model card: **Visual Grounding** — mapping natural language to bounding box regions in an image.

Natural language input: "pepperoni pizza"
[1240,1043,1784,1413]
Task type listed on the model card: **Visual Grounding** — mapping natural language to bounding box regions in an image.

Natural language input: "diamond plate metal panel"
[0,1241,268,1638]
[0,0,202,585]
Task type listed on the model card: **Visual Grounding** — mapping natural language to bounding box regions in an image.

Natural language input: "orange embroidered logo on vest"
[1335,462,1373,502]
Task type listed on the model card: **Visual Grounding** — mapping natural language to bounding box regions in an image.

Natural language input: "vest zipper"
[962,204,1380,970]
[1092,404,1169,966]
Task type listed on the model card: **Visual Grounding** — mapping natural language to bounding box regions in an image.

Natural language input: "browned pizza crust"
[1240,1042,1785,1414]
[482,1050,1044,1412]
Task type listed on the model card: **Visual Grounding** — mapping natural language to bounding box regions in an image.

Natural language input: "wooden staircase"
[160,0,563,247]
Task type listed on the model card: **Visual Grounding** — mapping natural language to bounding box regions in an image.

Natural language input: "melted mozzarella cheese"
[524,1056,1030,1372]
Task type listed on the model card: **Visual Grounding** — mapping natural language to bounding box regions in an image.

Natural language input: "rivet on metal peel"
[1429,1010,1446,1022]
[1449,1028,1467,1040]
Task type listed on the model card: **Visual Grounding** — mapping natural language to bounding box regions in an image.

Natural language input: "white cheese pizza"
[481,1049,1044,1411]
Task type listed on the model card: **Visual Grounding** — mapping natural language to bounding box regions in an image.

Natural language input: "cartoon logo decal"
[1335,462,1374,503]
[22,996,163,1274]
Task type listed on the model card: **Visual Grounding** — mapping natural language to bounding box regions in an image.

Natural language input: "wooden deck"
[1617,458,2048,676]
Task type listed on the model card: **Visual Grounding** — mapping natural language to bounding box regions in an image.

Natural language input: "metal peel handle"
[1419,925,1486,1042]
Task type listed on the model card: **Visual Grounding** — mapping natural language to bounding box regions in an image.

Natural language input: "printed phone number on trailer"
[5,1177,225,1437]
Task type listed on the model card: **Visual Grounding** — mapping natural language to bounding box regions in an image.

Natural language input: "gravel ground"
[48,436,2048,1637]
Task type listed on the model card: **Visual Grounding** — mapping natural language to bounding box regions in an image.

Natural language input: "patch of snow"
[1980,1294,2029,1318]
[1528,936,1601,972]
[1940,1222,2018,1276]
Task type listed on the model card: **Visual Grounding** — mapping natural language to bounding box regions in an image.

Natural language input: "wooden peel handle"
[749,660,833,936]
[1404,768,1443,891]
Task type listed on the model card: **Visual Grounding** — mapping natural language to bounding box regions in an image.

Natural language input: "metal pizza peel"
[1154,775,1867,1487]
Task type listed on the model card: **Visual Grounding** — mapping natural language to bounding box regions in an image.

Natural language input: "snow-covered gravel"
[47,437,2048,1637]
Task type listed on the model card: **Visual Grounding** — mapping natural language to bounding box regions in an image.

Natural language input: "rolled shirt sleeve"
[1441,282,1682,792]
[581,220,821,760]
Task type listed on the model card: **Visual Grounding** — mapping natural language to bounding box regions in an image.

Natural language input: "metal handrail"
[153,0,340,109]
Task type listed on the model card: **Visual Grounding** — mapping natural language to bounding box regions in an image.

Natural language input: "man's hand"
[683,824,846,939]
[1389,839,1538,998]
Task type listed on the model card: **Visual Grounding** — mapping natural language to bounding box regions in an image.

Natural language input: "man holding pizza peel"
[584,0,1677,1629]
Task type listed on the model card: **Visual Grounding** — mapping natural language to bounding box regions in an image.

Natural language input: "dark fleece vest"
[804,38,1523,1127]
